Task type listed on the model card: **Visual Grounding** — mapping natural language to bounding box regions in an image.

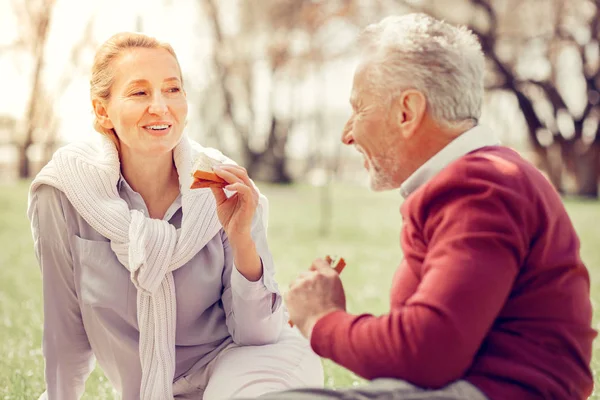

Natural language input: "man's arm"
[310,180,527,389]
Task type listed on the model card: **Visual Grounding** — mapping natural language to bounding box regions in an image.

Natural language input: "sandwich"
[190,153,227,189]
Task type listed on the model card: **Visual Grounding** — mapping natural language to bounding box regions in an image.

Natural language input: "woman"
[28,32,323,400]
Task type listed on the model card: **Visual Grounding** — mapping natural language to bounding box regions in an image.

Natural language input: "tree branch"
[201,0,252,153]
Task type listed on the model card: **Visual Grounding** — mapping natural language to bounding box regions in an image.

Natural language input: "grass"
[0,180,599,398]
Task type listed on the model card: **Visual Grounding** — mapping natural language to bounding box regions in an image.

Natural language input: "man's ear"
[92,99,114,130]
[393,89,427,139]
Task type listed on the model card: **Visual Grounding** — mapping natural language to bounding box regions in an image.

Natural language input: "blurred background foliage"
[0,0,599,198]
[1,0,600,398]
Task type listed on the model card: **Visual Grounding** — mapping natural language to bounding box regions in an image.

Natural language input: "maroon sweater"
[311,147,595,399]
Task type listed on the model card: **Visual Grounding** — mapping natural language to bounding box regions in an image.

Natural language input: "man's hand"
[285,258,346,339]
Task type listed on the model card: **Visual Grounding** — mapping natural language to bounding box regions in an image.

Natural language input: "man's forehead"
[350,64,375,104]
[353,59,376,86]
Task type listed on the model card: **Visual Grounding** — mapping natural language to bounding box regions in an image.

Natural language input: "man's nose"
[148,93,168,115]
[341,117,354,145]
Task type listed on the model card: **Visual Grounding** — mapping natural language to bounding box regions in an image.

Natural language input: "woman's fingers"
[215,165,254,188]
[214,165,258,204]
[222,182,254,199]
[213,167,244,185]
[209,185,228,205]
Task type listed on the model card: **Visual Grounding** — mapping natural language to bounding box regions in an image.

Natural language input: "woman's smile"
[141,122,173,137]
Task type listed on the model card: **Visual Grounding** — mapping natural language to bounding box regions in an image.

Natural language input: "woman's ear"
[394,89,427,139]
[92,99,114,130]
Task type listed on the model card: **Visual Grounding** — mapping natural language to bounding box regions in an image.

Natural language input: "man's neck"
[119,146,179,206]
[406,118,476,176]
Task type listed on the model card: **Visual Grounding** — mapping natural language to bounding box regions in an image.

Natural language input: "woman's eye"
[167,87,181,93]
[132,91,146,96]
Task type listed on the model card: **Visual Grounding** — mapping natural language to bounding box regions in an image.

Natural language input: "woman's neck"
[119,146,180,210]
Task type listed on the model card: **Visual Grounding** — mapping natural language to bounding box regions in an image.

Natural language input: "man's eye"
[167,87,181,93]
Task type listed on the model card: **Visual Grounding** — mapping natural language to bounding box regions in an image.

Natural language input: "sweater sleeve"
[310,176,528,389]
[30,185,95,400]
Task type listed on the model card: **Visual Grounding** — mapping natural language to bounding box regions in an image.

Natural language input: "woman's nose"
[148,94,169,115]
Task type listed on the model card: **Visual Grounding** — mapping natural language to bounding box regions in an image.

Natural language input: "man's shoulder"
[403,146,552,215]
[400,146,568,239]
[446,146,532,180]
[428,146,551,195]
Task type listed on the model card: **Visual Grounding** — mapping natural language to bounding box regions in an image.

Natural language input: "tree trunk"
[268,117,292,184]
[573,142,599,198]
[19,51,42,178]
[19,0,55,178]
[534,143,564,192]
[518,90,566,192]
[245,118,292,184]
[271,156,292,183]
[17,144,30,179]
[246,155,292,184]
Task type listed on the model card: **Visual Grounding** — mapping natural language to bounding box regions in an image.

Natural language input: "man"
[254,13,596,400]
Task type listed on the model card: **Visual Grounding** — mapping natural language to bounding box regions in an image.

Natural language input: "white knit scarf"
[29,134,233,399]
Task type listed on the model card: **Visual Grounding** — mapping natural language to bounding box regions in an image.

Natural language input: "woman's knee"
[203,333,324,399]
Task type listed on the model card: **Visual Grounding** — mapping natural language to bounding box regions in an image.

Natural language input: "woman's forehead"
[111,48,181,85]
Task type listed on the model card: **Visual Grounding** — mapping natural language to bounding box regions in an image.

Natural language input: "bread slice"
[190,153,227,189]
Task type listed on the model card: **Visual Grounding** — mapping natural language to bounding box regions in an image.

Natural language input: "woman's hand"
[210,164,259,243]
[210,164,263,282]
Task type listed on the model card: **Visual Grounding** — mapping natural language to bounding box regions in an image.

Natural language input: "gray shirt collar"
[117,174,183,221]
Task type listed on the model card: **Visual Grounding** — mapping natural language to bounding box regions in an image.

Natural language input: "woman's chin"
[135,140,179,157]
[142,133,182,153]
[120,131,183,158]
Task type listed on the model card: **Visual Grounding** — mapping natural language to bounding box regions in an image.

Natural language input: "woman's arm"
[220,199,284,345]
[208,164,285,344]
[29,185,95,400]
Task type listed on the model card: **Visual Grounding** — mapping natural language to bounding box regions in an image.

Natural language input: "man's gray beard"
[368,158,401,192]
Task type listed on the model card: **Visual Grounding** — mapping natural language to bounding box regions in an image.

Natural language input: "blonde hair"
[90,32,183,146]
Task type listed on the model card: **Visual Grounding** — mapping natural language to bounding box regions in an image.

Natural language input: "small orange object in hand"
[288,256,346,327]
[190,170,227,189]
[325,255,346,274]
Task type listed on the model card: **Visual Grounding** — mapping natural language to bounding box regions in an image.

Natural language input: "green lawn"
[1,180,599,399]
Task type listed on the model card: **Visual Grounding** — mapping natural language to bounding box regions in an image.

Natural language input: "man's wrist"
[300,308,342,341]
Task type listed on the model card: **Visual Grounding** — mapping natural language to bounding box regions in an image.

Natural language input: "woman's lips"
[142,124,172,136]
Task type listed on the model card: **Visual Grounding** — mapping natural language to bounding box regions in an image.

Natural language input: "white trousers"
[173,327,324,400]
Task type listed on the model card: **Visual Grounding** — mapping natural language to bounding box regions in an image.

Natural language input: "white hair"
[359,13,485,125]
